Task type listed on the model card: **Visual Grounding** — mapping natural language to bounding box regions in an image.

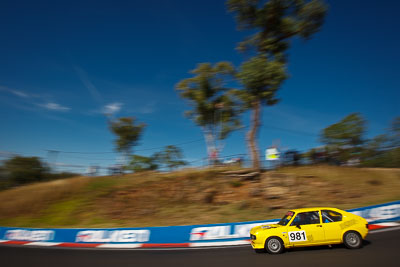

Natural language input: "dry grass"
[276,165,400,209]
[0,177,90,218]
[0,166,399,228]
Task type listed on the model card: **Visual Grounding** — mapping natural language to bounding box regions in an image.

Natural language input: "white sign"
[350,204,400,222]
[5,230,55,241]
[288,231,307,242]
[189,222,278,241]
[266,148,279,161]
[76,230,150,243]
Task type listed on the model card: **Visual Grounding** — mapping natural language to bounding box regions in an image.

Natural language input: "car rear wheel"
[265,237,284,254]
[343,231,362,249]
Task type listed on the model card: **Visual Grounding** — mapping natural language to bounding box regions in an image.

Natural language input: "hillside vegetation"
[0,166,399,228]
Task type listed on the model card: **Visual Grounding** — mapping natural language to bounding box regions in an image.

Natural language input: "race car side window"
[321,210,342,223]
[290,211,320,226]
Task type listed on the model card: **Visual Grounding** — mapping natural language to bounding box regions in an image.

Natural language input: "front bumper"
[250,235,265,249]
[251,240,265,249]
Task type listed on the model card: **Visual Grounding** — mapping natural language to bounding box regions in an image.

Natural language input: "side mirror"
[295,223,301,229]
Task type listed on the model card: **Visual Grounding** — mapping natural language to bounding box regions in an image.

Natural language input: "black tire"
[265,236,284,254]
[343,231,362,249]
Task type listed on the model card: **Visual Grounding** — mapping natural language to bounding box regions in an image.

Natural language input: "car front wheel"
[265,237,284,254]
[343,231,362,249]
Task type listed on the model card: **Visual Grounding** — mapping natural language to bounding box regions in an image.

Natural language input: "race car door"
[320,209,343,242]
[287,211,325,246]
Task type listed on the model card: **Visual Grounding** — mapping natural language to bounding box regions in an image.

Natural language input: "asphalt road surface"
[1,228,398,267]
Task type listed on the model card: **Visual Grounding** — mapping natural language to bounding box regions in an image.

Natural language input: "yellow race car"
[250,207,369,254]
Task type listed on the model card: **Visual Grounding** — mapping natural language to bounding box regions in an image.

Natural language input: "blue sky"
[1,0,399,173]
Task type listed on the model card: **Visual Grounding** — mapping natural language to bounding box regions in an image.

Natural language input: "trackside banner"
[0,200,399,245]
[347,200,400,224]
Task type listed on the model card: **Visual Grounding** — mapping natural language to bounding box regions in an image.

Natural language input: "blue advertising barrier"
[0,200,399,245]
[347,200,400,224]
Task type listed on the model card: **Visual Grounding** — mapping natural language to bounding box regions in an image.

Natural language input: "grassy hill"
[0,165,399,228]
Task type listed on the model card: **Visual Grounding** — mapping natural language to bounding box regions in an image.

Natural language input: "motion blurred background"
[0,0,399,228]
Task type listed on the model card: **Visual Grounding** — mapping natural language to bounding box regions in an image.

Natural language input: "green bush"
[3,156,49,185]
[230,180,243,187]
[361,148,400,168]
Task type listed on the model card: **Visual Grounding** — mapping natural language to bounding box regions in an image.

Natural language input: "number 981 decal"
[288,230,307,242]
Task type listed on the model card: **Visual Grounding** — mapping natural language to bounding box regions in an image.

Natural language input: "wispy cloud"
[0,86,30,98]
[103,102,123,115]
[1,85,71,114]
[10,89,29,98]
[39,102,70,112]
[139,101,157,114]
[74,66,103,105]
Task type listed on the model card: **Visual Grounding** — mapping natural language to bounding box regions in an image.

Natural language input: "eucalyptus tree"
[321,113,366,162]
[227,0,327,169]
[3,156,49,185]
[235,54,287,169]
[389,117,400,148]
[154,145,187,171]
[128,154,158,172]
[176,62,241,163]
[109,117,146,163]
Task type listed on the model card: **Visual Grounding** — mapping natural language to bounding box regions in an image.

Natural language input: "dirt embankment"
[0,166,399,228]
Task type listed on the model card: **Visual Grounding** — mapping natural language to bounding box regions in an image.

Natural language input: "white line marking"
[107,245,252,251]
[97,244,143,248]
[24,242,61,246]
[371,222,400,227]
[189,240,251,247]
[370,226,400,234]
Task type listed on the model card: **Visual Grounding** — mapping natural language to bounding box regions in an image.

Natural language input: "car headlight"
[250,234,257,240]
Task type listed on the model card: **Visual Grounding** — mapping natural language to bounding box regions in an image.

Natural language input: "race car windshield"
[278,211,295,226]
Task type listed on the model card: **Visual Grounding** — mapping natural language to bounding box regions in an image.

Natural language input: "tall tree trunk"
[203,128,218,166]
[247,100,261,170]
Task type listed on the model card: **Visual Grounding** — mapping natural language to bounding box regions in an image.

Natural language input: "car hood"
[252,224,282,233]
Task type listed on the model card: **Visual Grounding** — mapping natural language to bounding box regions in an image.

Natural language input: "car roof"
[288,207,344,213]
